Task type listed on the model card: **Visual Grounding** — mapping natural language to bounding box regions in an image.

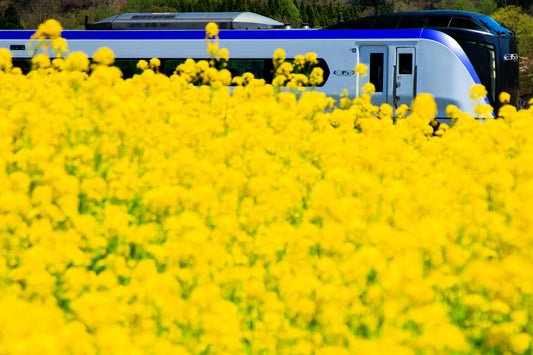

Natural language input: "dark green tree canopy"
[1,3,24,29]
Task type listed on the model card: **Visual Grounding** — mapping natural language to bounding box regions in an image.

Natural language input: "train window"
[8,57,330,87]
[475,15,513,35]
[161,58,267,79]
[425,16,450,28]
[12,59,31,74]
[398,53,412,75]
[370,53,384,92]
[161,58,328,86]
[373,16,401,29]
[459,42,495,105]
[397,16,428,29]
[114,59,144,77]
[227,59,267,79]
[352,17,375,29]
[163,59,186,75]
[449,18,484,31]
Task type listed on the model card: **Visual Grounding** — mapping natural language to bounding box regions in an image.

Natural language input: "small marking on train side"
[333,70,355,76]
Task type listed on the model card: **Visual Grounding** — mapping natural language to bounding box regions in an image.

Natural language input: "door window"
[370,53,384,92]
[398,53,412,74]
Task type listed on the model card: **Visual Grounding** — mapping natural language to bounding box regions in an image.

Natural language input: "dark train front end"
[436,14,519,109]
[498,33,520,107]
[328,10,520,111]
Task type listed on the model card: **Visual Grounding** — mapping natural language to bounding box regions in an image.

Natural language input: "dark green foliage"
[304,3,320,27]
[7,0,533,30]
[119,0,364,28]
[1,3,24,29]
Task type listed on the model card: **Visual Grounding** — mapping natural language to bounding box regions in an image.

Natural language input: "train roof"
[85,12,285,30]
[327,10,513,36]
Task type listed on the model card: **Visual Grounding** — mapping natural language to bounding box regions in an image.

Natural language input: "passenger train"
[0,11,519,118]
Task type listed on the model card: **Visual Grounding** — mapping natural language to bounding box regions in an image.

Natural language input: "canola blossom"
[0,21,533,355]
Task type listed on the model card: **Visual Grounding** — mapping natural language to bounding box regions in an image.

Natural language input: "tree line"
[1,0,533,30]
[1,0,389,29]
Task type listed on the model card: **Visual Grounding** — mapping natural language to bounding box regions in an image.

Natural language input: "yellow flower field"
[0,20,532,354]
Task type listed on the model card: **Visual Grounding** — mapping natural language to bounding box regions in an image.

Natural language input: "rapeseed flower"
[205,22,219,39]
[149,57,161,70]
[273,48,286,62]
[207,42,219,58]
[309,67,324,86]
[136,59,149,71]
[362,82,376,95]
[64,51,89,72]
[294,54,305,70]
[31,19,63,40]
[218,48,229,61]
[305,52,318,65]
[470,83,487,101]
[31,53,52,70]
[510,333,531,354]
[0,48,13,71]
[0,19,532,355]
[474,104,494,119]
[51,37,69,57]
[499,91,511,104]
[92,47,114,66]
[28,19,66,57]
[355,63,367,74]
[379,103,393,121]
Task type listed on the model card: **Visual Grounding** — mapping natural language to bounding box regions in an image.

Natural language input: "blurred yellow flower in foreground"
[470,83,487,101]
[0,48,13,71]
[205,22,219,39]
[355,63,368,74]
[92,47,115,66]
[31,19,63,40]
[499,91,511,104]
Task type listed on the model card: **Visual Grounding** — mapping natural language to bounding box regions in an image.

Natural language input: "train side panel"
[0,29,490,119]
[417,38,480,118]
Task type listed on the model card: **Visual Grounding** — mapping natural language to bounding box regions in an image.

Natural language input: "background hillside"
[1,0,533,92]
[2,0,532,30]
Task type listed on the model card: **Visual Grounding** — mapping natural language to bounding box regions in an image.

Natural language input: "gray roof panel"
[85,12,285,30]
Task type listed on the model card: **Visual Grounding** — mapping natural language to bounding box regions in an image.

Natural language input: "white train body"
[2,11,517,119]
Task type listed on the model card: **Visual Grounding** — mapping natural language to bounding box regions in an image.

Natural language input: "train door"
[358,46,388,104]
[393,47,416,107]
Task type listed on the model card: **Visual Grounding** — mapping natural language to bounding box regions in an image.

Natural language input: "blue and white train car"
[0,11,519,119]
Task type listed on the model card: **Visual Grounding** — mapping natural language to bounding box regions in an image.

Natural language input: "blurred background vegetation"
[1,0,532,91]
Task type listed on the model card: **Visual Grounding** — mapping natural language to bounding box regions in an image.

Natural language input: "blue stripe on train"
[1,28,425,40]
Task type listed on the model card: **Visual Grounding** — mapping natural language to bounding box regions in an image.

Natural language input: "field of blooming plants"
[0,19,532,355]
